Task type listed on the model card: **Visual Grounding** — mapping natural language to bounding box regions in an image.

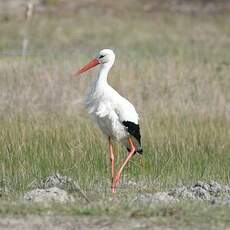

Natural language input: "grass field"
[0,2,230,228]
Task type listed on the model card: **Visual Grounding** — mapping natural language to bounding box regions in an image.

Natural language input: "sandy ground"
[1,215,230,230]
[1,176,229,230]
[0,215,163,230]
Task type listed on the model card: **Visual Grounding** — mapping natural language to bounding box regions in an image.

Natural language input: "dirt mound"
[22,187,75,203]
[168,181,230,204]
[21,172,91,204]
[131,181,230,205]
[28,173,90,202]
[29,173,81,191]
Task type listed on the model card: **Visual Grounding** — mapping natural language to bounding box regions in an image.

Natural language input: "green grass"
[0,4,230,228]
[0,113,229,194]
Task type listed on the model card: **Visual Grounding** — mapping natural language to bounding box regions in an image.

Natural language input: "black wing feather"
[122,121,141,143]
[122,121,142,154]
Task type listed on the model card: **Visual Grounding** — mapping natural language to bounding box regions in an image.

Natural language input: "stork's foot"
[111,177,114,191]
[111,186,116,193]
[111,173,121,193]
[111,177,117,193]
[110,138,136,194]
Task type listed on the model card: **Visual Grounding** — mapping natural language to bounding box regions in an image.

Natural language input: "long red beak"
[72,58,100,76]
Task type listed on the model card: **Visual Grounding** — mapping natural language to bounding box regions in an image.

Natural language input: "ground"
[0,176,230,229]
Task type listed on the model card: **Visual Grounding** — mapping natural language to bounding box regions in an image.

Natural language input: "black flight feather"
[122,121,143,154]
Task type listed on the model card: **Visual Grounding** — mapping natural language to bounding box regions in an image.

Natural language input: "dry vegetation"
[0,1,230,228]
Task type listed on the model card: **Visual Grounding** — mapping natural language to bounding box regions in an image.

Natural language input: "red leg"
[108,137,115,183]
[111,138,136,193]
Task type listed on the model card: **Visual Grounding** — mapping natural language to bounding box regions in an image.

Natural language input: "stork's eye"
[99,55,105,59]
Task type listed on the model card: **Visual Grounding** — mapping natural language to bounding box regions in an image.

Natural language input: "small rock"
[168,186,196,199]
[22,187,75,203]
[191,187,211,200]
[209,181,222,195]
[194,181,210,191]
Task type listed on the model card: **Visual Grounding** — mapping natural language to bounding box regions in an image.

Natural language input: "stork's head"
[97,49,115,64]
[73,49,115,76]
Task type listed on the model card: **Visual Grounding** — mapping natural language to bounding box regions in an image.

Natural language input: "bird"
[73,49,142,193]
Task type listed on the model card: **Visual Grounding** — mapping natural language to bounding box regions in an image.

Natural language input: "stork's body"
[85,74,142,152]
[74,49,142,192]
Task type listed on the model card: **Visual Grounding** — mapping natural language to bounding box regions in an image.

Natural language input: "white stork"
[73,49,142,193]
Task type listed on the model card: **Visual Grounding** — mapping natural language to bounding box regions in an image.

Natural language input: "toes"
[111,173,121,193]
[111,187,116,193]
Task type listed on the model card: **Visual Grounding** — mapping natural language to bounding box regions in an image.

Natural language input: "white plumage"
[74,49,142,193]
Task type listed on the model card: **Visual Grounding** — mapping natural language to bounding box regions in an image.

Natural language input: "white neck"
[95,62,113,90]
